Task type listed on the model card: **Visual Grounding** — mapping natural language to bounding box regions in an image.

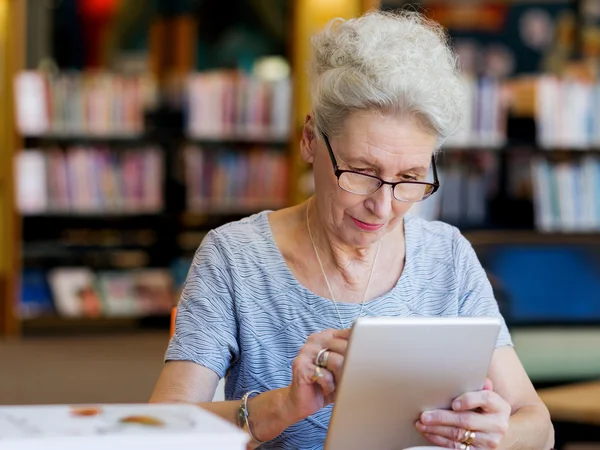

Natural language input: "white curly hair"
[309,9,464,150]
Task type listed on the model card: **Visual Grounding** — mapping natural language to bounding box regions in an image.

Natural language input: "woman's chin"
[344,229,385,247]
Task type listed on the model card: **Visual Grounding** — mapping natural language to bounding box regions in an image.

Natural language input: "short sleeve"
[452,229,513,348]
[165,230,239,378]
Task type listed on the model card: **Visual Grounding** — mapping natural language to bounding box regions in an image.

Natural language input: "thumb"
[483,378,494,391]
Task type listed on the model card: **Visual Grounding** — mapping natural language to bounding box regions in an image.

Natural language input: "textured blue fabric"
[165,211,512,449]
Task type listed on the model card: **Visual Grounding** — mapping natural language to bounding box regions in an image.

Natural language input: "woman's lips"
[351,217,384,231]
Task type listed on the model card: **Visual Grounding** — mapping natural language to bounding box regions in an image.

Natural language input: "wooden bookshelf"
[0,0,25,337]
[9,0,599,338]
[0,0,379,337]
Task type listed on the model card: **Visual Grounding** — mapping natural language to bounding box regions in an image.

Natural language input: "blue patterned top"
[165,211,512,449]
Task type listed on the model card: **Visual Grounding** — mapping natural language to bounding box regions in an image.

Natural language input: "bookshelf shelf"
[21,314,171,335]
[444,144,600,154]
[180,209,283,228]
[22,213,169,220]
[464,229,600,246]
[23,134,148,143]
[185,136,290,147]
[23,135,293,148]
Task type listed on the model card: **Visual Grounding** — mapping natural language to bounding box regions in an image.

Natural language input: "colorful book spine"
[185,71,292,141]
[14,71,157,137]
[15,147,164,215]
[183,145,289,213]
[531,156,600,232]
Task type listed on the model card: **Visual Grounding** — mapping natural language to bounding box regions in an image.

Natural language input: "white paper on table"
[0,403,248,450]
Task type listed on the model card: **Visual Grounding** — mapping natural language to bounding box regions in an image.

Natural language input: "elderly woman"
[150,10,554,450]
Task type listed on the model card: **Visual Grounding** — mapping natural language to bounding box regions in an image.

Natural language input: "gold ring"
[461,430,476,446]
[312,366,323,382]
[315,349,330,368]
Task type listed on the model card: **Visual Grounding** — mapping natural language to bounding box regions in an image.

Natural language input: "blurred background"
[0,0,599,448]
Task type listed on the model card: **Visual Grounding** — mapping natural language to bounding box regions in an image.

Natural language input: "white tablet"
[324,316,501,450]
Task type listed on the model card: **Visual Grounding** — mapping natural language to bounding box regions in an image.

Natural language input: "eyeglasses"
[322,134,440,203]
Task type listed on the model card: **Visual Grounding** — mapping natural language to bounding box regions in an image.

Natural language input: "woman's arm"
[149,361,303,448]
[488,346,554,449]
[151,328,351,448]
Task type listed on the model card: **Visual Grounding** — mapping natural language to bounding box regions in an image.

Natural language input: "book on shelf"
[443,76,508,149]
[411,152,498,228]
[47,267,103,318]
[536,75,600,149]
[0,403,248,450]
[183,145,289,213]
[531,155,600,232]
[185,70,292,141]
[13,71,158,137]
[19,269,56,319]
[15,146,164,215]
[14,150,49,214]
[37,267,176,320]
[96,272,141,317]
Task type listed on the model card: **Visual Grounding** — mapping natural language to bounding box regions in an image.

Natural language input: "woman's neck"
[305,199,388,294]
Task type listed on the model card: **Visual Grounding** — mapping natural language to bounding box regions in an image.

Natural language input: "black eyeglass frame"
[322,133,440,202]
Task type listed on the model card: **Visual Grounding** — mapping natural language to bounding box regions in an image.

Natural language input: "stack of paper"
[0,403,248,450]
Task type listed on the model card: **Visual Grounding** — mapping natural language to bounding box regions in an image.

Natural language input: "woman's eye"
[402,175,418,181]
[351,167,372,174]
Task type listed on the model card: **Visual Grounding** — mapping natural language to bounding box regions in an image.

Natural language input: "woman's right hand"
[286,328,351,419]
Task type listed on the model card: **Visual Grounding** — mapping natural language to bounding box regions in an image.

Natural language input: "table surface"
[537,381,600,425]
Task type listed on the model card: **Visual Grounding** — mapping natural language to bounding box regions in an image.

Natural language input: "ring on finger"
[460,430,476,446]
[315,348,330,368]
[312,366,324,382]
[459,445,471,450]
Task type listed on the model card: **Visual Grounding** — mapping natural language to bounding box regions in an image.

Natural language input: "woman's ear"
[300,114,317,164]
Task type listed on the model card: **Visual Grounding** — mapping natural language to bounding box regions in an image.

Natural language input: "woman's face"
[305,110,437,248]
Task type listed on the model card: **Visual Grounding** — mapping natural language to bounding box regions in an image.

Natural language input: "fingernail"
[453,400,461,409]
[421,412,432,423]
[415,421,426,430]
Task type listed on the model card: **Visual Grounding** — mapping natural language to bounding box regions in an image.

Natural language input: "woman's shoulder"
[199,210,273,258]
[405,213,461,242]
[404,213,470,260]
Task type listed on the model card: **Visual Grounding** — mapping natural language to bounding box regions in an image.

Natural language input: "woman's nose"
[366,184,394,219]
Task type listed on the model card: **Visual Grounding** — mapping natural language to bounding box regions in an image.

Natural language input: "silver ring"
[459,445,470,450]
[315,348,330,368]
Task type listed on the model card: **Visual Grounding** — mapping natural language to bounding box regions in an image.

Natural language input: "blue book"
[20,269,55,318]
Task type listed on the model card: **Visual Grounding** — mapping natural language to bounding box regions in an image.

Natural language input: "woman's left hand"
[415,379,511,449]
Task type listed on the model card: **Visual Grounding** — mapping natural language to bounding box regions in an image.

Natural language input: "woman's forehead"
[333,130,435,168]
[336,111,437,151]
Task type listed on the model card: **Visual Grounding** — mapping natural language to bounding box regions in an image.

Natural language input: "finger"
[314,366,336,398]
[324,337,348,356]
[306,331,329,347]
[452,390,504,413]
[420,432,461,449]
[417,422,498,450]
[483,378,494,391]
[306,329,349,350]
[420,410,490,432]
[332,328,351,339]
[299,340,321,359]
[322,351,345,381]
[415,421,469,443]
[293,347,323,384]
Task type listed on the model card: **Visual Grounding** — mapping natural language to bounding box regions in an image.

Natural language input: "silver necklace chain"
[305,200,382,329]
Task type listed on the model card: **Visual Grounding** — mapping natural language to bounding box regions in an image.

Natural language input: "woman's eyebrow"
[345,156,379,169]
[401,166,429,175]
[346,156,428,176]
